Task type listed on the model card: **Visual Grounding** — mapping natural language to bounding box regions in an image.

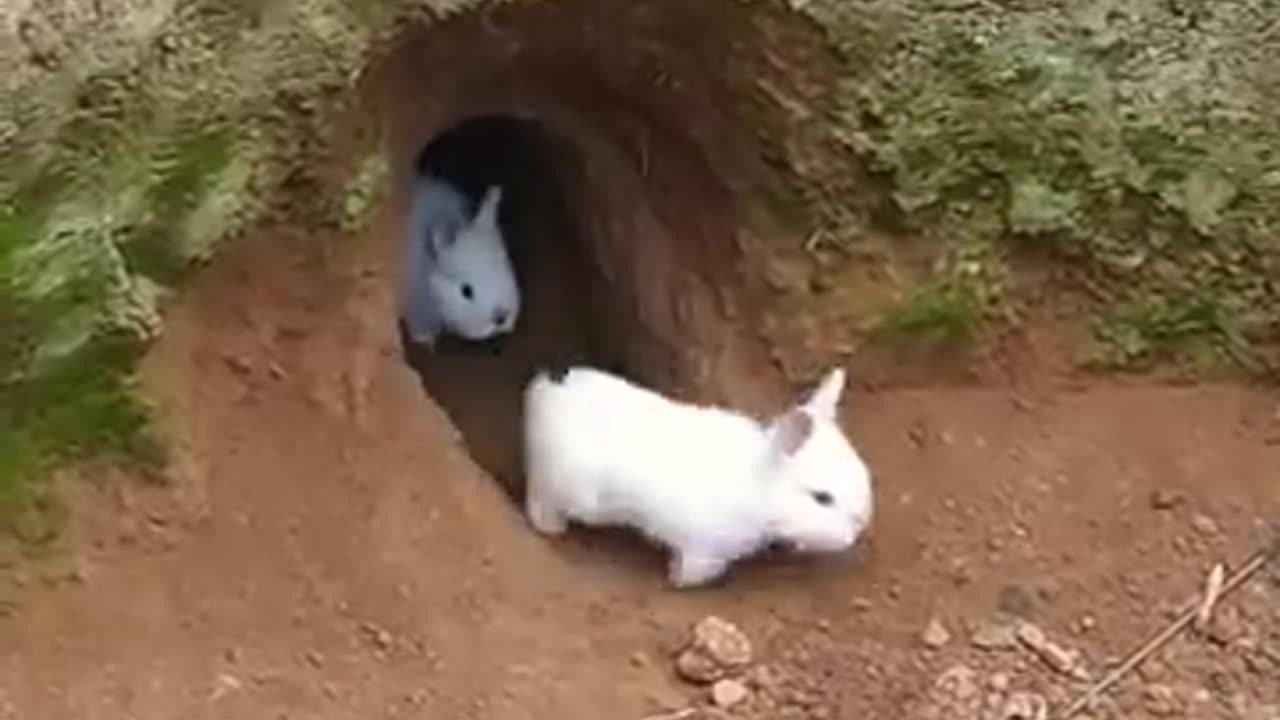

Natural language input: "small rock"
[1143,683,1182,716]
[937,664,980,700]
[1150,489,1185,510]
[949,559,974,586]
[1205,607,1246,646]
[360,622,393,652]
[907,423,928,447]
[710,678,749,708]
[222,352,253,376]
[972,620,1019,651]
[629,651,649,669]
[989,672,1010,692]
[1001,691,1049,720]
[1191,514,1219,537]
[675,616,752,684]
[1016,622,1079,676]
[305,650,324,668]
[922,618,952,649]
[209,673,243,700]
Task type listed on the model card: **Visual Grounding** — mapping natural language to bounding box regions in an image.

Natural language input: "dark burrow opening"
[388,112,833,582]
[397,114,610,500]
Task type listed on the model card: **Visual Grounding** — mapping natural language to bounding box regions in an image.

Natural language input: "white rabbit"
[400,173,521,346]
[522,365,874,588]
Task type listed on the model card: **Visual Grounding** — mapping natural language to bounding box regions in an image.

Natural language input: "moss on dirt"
[0,0,390,528]
[798,0,1280,365]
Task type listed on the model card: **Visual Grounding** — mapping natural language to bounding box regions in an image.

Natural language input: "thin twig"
[640,709,696,720]
[1193,562,1225,631]
[1057,534,1280,720]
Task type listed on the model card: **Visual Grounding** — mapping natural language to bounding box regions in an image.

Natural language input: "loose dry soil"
[1,198,1279,720]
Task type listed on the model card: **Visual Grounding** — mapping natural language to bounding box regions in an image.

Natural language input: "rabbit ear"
[770,408,814,458]
[427,224,457,259]
[475,185,504,229]
[800,367,846,421]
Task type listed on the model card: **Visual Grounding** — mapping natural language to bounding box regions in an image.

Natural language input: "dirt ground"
[1,187,1278,720]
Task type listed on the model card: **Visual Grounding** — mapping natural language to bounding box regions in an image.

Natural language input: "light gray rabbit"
[399,173,521,347]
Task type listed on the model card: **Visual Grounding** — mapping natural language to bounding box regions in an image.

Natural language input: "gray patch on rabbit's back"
[544,365,572,384]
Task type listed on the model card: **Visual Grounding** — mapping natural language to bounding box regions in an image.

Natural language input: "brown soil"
[0,190,1277,719]
[2,2,1279,718]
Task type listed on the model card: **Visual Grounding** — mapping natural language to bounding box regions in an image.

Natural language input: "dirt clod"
[360,622,394,652]
[1143,683,1182,716]
[1016,622,1080,676]
[710,678,749,708]
[676,616,752,684]
[1191,514,1220,537]
[1150,490,1186,510]
[922,617,952,649]
[972,620,1019,651]
[1001,691,1048,720]
[916,664,983,720]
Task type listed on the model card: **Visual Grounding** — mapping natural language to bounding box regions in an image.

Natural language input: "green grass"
[0,182,165,534]
[876,277,985,349]
[1090,293,1249,370]
[0,329,164,528]
[122,129,237,283]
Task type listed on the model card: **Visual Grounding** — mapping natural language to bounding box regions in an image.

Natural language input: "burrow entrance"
[395,104,770,501]
[362,0,858,501]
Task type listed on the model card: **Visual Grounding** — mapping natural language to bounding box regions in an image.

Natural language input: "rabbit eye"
[811,490,834,507]
[460,282,475,300]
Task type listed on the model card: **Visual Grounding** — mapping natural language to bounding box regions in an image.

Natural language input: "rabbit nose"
[492,308,509,327]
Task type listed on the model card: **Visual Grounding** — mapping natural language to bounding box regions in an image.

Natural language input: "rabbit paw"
[525,493,568,536]
[668,552,729,589]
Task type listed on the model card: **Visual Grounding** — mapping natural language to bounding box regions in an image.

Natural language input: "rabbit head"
[425,184,521,341]
[760,368,873,554]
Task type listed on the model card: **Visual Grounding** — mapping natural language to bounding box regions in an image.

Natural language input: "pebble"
[1001,691,1048,720]
[1016,622,1080,676]
[1150,489,1185,510]
[972,620,1019,651]
[1077,614,1096,633]
[922,618,951,649]
[360,622,394,652]
[710,678,749,708]
[1191,514,1219,537]
[675,616,753,684]
[1143,683,1181,716]
[934,664,980,702]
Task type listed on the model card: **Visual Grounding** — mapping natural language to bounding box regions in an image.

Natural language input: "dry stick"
[640,710,697,720]
[1057,535,1280,720]
[1193,562,1225,631]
